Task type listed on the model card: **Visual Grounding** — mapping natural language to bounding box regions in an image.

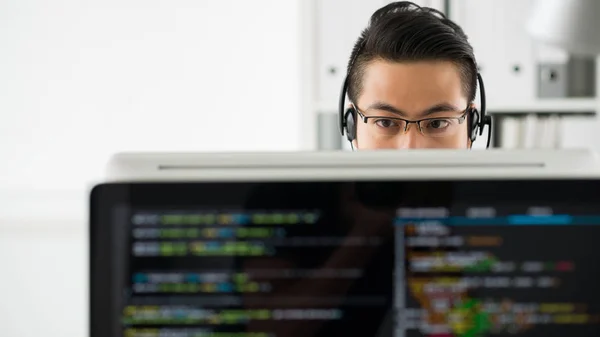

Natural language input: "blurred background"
[0,0,598,336]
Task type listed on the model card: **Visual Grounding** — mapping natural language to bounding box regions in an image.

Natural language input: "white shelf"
[488,98,597,114]
[316,98,598,115]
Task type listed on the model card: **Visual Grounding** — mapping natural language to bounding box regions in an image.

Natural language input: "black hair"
[347,1,478,105]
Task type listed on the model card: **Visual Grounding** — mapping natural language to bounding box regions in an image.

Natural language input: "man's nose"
[396,125,425,149]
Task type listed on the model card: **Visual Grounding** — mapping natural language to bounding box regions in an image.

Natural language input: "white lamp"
[527,0,600,56]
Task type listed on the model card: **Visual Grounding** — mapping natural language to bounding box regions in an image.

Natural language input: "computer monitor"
[104,149,600,182]
[91,153,600,337]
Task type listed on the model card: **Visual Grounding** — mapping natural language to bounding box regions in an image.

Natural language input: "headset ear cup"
[345,108,357,142]
[470,108,480,143]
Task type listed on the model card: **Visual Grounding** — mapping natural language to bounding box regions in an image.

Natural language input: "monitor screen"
[90,180,600,337]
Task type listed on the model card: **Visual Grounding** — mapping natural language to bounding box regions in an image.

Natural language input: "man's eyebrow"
[365,102,406,116]
[365,101,462,117]
[420,103,462,117]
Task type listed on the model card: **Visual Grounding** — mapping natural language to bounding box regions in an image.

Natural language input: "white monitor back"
[104,149,600,182]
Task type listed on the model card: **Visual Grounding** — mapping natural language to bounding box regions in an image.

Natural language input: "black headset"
[339,57,493,149]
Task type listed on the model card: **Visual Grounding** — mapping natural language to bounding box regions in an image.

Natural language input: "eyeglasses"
[353,104,469,138]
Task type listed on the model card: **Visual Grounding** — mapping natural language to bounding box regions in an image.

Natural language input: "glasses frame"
[352,104,469,137]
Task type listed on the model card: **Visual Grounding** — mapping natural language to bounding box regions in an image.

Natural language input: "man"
[341,1,483,150]
[242,3,477,337]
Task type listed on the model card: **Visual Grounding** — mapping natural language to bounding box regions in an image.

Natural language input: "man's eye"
[425,119,451,129]
[374,119,399,128]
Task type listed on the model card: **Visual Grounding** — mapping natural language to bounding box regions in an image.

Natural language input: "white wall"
[0,0,302,191]
[0,1,302,336]
[0,224,86,337]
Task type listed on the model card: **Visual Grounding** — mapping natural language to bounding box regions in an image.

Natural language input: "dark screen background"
[90,180,600,337]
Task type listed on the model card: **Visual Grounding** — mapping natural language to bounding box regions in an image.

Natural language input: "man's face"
[353,60,470,149]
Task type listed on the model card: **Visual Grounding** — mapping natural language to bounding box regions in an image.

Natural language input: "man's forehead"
[362,59,463,84]
[357,59,467,116]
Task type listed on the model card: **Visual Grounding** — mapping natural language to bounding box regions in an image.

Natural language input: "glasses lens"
[366,118,407,135]
[419,118,462,137]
